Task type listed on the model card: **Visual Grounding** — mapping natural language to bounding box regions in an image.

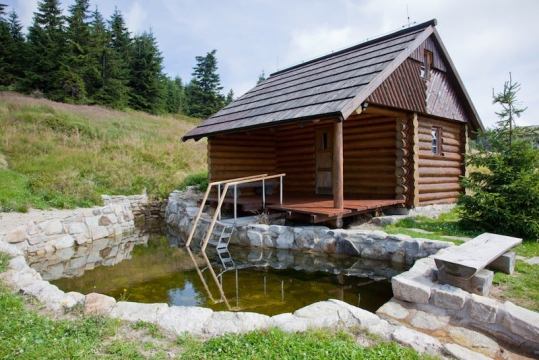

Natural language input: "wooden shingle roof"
[183,19,482,141]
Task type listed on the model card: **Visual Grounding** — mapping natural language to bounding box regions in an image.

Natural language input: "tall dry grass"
[0,92,207,211]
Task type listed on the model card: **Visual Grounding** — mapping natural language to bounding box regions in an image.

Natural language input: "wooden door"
[315,127,333,194]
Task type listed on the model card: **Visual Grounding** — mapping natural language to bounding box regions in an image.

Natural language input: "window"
[431,127,442,155]
[322,132,328,151]
[421,50,433,79]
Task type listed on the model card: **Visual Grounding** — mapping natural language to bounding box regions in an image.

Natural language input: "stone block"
[0,240,22,256]
[447,326,500,357]
[203,311,270,336]
[501,301,539,343]
[392,275,431,304]
[469,294,498,323]
[109,301,168,323]
[52,234,75,250]
[392,326,443,355]
[335,238,360,256]
[41,220,64,235]
[410,310,449,330]
[5,226,28,244]
[157,306,213,335]
[488,251,515,274]
[84,293,117,315]
[437,269,493,296]
[68,222,87,235]
[270,313,310,332]
[431,284,469,310]
[377,300,410,320]
[444,343,491,360]
[246,230,263,247]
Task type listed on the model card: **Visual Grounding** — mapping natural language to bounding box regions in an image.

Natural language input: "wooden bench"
[433,233,522,295]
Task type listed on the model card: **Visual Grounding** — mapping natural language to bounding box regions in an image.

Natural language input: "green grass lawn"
[384,208,539,311]
[0,92,207,212]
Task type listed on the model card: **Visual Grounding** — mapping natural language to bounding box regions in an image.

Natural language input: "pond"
[26,230,405,316]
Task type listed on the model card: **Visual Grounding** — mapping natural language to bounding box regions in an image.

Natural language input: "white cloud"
[125,1,147,34]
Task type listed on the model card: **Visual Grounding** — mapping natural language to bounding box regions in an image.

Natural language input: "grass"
[384,207,539,311]
[178,328,431,360]
[384,209,480,243]
[494,260,539,311]
[0,91,207,212]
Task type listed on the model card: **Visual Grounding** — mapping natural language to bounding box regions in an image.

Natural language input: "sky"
[5,0,539,127]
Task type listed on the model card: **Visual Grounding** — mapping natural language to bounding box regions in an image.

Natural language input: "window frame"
[422,49,433,80]
[431,126,443,156]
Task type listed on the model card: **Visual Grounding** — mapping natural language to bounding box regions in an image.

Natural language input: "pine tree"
[26,0,66,98]
[129,32,165,114]
[61,0,92,102]
[257,70,266,84]
[0,4,12,87]
[5,10,27,88]
[459,75,539,240]
[186,49,225,118]
[225,89,234,106]
[106,8,131,107]
[164,76,185,113]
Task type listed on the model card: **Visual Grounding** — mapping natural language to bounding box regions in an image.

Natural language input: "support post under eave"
[333,118,344,210]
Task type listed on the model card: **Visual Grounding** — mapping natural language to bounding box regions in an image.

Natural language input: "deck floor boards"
[206,193,404,222]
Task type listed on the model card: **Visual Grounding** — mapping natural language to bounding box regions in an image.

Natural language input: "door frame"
[315,126,333,195]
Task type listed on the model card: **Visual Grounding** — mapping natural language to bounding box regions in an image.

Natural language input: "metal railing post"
[262,179,266,208]
[280,175,283,205]
[234,184,237,221]
[217,184,221,220]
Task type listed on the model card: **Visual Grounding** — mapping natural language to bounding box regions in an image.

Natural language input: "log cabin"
[182,19,484,226]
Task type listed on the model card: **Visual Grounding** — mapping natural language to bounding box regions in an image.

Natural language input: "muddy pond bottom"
[29,231,402,316]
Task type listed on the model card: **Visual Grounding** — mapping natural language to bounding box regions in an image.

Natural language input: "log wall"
[343,116,397,199]
[207,129,277,181]
[417,116,466,205]
[275,123,317,194]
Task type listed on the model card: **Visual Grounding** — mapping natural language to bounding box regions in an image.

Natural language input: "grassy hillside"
[0,92,207,211]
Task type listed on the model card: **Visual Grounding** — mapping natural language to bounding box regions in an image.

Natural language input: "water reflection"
[28,231,404,315]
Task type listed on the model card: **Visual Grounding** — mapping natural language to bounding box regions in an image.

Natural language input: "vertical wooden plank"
[333,120,344,209]
[207,138,213,181]
[411,113,420,207]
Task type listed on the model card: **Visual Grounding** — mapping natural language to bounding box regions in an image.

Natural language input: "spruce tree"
[26,0,66,98]
[164,76,185,113]
[6,10,27,88]
[225,89,234,106]
[129,32,164,114]
[186,49,225,118]
[0,4,12,87]
[62,0,92,102]
[107,8,131,106]
[459,76,539,240]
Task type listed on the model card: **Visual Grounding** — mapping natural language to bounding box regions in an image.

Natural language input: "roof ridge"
[270,19,437,77]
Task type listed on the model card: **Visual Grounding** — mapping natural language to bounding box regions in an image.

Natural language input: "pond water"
[27,230,404,316]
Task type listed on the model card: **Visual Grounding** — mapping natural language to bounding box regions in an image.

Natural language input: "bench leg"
[488,251,515,275]
[436,269,494,296]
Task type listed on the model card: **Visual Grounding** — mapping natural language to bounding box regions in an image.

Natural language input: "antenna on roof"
[406,4,411,27]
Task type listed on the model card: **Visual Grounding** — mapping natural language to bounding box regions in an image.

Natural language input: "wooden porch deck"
[206,193,404,223]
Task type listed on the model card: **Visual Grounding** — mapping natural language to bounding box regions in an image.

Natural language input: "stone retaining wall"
[1,194,147,257]
[386,252,539,355]
[165,188,453,266]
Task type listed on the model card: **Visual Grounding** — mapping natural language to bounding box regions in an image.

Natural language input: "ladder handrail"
[185,173,268,247]
[187,173,286,251]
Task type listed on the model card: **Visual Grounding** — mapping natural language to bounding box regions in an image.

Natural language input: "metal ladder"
[206,221,235,250]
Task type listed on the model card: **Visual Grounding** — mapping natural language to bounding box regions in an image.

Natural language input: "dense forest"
[0,0,233,117]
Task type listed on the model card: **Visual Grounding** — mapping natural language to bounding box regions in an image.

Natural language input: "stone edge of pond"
[0,241,469,359]
[386,253,539,355]
[165,188,454,266]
